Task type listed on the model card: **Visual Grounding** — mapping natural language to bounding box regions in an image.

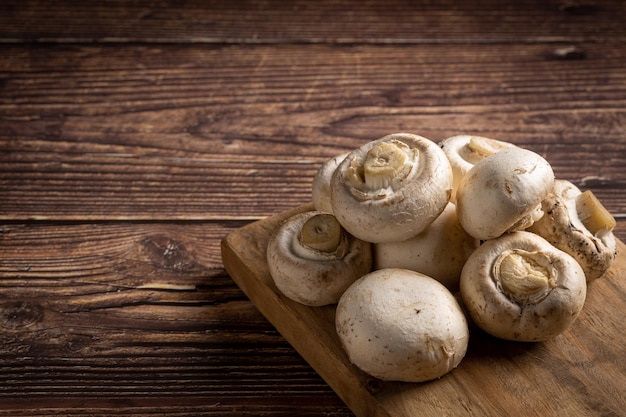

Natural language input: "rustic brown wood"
[222,205,626,417]
[1,0,625,43]
[1,0,625,415]
[1,42,625,236]
[0,221,351,415]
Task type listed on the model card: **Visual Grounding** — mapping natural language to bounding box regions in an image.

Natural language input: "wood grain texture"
[1,1,625,415]
[0,221,351,415]
[1,42,625,239]
[222,205,626,417]
[1,0,625,43]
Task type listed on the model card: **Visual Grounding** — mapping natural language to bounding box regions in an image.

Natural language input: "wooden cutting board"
[221,204,626,417]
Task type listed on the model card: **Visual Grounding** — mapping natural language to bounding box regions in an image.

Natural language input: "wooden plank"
[0,221,352,415]
[0,0,625,43]
[0,403,352,417]
[1,2,623,416]
[221,204,626,417]
[1,43,625,233]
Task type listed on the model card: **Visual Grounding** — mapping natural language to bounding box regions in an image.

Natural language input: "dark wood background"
[1,1,624,416]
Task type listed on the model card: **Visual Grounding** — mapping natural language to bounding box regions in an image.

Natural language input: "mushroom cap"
[374,202,479,292]
[456,146,555,240]
[336,268,469,382]
[460,231,587,342]
[330,133,453,243]
[528,180,617,281]
[312,152,349,213]
[267,211,372,306]
[439,134,516,203]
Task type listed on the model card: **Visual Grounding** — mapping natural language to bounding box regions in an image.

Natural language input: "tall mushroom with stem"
[528,179,617,281]
[330,133,453,243]
[266,210,372,306]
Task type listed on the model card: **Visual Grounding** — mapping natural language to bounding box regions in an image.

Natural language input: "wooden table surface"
[1,1,625,416]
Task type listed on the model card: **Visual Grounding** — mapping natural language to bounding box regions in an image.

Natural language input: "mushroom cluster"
[266,132,617,383]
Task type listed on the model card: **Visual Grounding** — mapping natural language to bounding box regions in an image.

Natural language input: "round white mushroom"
[336,268,469,382]
[439,134,516,202]
[528,179,617,281]
[374,202,479,292]
[267,211,372,306]
[330,133,453,243]
[455,146,555,240]
[460,231,587,342]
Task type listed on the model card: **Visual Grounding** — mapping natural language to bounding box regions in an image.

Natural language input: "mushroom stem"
[467,136,510,158]
[494,249,557,305]
[298,213,343,253]
[575,190,616,235]
[333,133,452,243]
[362,140,414,190]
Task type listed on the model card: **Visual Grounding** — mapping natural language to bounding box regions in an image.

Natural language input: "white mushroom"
[312,152,349,213]
[330,133,453,243]
[440,134,516,202]
[336,268,469,382]
[460,231,587,342]
[455,146,555,240]
[266,210,372,306]
[528,179,617,281]
[373,203,479,292]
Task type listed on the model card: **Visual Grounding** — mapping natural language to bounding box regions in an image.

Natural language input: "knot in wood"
[551,46,587,61]
[0,301,44,330]
[141,234,195,271]
[365,377,384,395]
